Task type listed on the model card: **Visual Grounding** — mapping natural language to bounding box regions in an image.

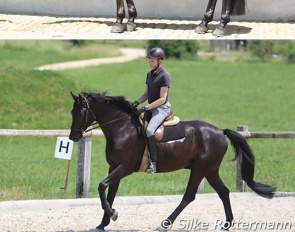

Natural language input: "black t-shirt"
[146,67,171,104]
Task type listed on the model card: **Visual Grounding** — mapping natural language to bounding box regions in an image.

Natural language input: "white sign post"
[54,137,74,194]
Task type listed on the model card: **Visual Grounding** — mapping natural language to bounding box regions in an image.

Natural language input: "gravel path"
[1,193,294,232]
[35,48,146,71]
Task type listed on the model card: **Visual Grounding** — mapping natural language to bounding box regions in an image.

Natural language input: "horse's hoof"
[111,209,118,221]
[212,28,227,37]
[110,23,124,33]
[96,224,105,231]
[127,22,136,31]
[195,25,208,34]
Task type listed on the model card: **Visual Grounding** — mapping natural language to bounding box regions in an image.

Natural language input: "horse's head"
[69,92,95,142]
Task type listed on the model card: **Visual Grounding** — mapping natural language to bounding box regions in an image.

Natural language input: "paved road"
[1,13,294,39]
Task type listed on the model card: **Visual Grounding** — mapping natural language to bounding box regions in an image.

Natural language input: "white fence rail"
[0,129,103,137]
[1,127,295,197]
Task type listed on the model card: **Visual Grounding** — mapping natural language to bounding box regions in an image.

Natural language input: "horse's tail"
[230,0,246,16]
[223,129,276,198]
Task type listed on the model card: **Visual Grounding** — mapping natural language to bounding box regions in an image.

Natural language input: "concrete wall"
[0,0,294,22]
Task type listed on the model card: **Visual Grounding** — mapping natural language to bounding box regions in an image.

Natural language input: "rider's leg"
[145,103,171,173]
[146,135,158,173]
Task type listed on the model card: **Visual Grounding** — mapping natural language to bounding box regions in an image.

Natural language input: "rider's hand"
[135,106,148,115]
[132,101,140,108]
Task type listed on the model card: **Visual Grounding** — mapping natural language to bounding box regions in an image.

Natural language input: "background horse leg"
[97,164,131,229]
[126,0,137,31]
[195,0,218,34]
[212,0,231,36]
[160,169,204,230]
[111,0,125,33]
[97,168,121,231]
[206,172,234,230]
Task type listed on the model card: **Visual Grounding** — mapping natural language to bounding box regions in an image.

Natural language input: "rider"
[133,47,171,174]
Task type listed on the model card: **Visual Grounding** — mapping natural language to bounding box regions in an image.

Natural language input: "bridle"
[77,96,135,133]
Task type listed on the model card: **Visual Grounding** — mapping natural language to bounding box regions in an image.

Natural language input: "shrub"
[147,40,199,59]
[278,41,295,64]
[249,40,274,62]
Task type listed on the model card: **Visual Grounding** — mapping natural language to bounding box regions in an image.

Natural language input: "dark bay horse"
[112,0,246,36]
[69,92,276,231]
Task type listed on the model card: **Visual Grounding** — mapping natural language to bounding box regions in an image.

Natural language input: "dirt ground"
[1,193,294,232]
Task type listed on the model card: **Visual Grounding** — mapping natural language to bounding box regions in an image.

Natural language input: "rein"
[85,114,133,133]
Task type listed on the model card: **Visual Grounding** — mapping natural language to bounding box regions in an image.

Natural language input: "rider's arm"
[136,85,148,104]
[146,86,168,110]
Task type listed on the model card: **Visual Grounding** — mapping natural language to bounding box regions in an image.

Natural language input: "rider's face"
[148,58,161,71]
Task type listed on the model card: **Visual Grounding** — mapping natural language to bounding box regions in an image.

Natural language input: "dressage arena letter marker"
[54,137,74,160]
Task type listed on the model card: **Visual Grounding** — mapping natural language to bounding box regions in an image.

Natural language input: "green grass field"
[0,41,294,201]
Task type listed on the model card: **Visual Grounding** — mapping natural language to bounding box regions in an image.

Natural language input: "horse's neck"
[93,103,131,132]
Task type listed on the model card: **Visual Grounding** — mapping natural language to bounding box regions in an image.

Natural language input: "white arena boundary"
[0,0,294,22]
[1,192,294,211]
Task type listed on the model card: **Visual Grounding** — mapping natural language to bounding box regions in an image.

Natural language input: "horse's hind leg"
[196,0,218,34]
[206,172,234,230]
[111,0,125,33]
[126,0,137,31]
[160,170,204,230]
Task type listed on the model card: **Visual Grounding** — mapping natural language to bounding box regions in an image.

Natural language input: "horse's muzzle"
[69,131,82,142]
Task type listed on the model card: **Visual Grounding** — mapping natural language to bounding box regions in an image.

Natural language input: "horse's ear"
[70,91,78,100]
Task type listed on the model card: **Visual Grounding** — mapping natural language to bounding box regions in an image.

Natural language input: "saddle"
[139,111,184,142]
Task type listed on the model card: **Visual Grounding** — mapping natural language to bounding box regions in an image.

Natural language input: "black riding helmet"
[146,47,165,60]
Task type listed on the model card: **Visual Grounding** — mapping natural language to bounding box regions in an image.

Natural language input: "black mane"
[81,92,136,114]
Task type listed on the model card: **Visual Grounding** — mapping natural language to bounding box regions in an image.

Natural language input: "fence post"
[236,125,248,192]
[76,135,92,198]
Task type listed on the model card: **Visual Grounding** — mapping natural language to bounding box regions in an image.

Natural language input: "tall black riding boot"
[146,135,157,174]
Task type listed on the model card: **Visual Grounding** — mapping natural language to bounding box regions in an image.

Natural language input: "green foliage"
[147,40,199,59]
[276,41,295,64]
[249,40,274,62]
[70,40,94,47]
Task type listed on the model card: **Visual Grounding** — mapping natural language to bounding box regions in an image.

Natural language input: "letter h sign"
[54,137,74,160]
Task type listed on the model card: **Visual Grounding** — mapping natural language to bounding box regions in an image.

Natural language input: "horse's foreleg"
[160,170,204,230]
[111,0,125,33]
[97,165,129,230]
[212,0,231,36]
[126,0,137,31]
[196,0,218,34]
[97,168,121,230]
[206,173,234,230]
